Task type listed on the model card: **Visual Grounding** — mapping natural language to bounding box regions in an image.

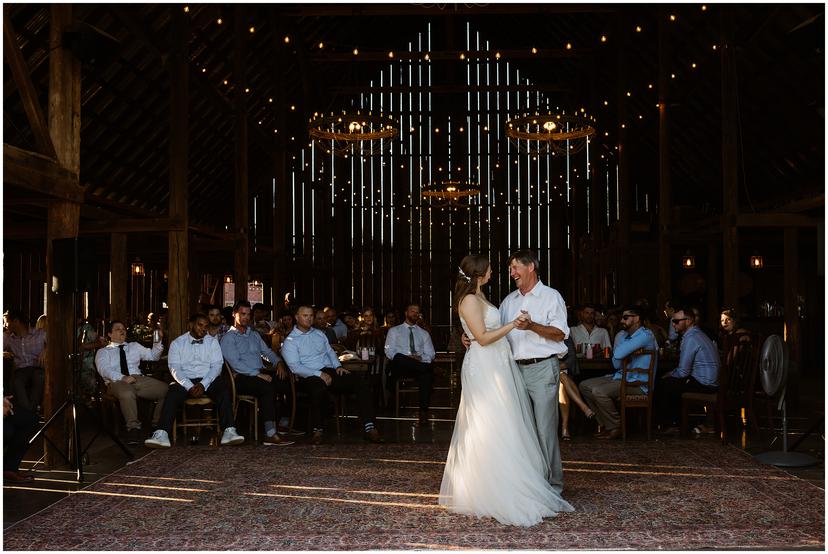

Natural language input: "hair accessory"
[458,267,471,283]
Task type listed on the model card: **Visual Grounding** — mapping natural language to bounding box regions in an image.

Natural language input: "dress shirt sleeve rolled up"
[612,329,655,370]
[281,334,323,379]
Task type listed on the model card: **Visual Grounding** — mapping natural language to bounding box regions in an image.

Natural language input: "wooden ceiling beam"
[736,213,821,228]
[3,10,56,159]
[3,143,84,202]
[277,5,615,17]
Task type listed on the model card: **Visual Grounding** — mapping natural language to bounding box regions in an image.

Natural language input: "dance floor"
[3,439,824,550]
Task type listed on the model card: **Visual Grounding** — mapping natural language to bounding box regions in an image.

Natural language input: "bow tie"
[191,339,203,344]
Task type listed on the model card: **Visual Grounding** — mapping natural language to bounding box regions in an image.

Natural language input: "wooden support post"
[167,7,189,338]
[44,4,81,467]
[110,233,127,321]
[784,228,799,364]
[233,6,249,303]
[657,9,672,315]
[721,8,739,309]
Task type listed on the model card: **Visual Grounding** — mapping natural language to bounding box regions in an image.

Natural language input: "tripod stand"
[28,291,133,483]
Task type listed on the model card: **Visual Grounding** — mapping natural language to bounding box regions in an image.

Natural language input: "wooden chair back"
[619,348,657,440]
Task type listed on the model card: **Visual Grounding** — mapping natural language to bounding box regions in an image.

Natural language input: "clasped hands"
[512,310,533,330]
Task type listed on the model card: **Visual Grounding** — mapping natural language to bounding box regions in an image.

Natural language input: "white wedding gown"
[439,301,574,526]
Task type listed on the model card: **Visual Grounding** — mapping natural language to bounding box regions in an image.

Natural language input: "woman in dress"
[439,255,574,526]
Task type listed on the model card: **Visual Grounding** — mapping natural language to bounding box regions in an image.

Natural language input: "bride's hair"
[452,255,491,313]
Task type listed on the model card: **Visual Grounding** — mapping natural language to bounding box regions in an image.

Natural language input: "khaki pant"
[579,375,645,431]
[107,375,168,430]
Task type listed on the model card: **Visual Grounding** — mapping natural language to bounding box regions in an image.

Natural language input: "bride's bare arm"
[459,295,521,346]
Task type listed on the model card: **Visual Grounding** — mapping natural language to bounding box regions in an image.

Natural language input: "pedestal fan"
[753,335,818,468]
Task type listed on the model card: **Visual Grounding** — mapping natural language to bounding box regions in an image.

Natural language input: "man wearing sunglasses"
[655,306,720,431]
[578,305,658,440]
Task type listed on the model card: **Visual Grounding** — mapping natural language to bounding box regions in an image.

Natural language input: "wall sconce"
[131,260,145,276]
[224,274,233,283]
[681,252,695,270]
[750,255,764,269]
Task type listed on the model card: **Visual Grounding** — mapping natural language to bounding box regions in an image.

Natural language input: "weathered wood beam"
[84,217,185,234]
[4,144,84,202]
[168,6,189,337]
[3,10,57,158]
[44,3,81,469]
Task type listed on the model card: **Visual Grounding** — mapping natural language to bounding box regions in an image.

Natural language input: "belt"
[515,355,554,366]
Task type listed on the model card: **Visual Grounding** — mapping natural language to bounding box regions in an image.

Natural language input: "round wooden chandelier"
[421,179,480,207]
[308,110,399,157]
[505,110,596,154]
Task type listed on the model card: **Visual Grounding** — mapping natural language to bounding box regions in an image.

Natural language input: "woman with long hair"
[439,254,574,526]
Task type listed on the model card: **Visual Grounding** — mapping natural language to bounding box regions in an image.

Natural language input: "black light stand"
[28,290,133,484]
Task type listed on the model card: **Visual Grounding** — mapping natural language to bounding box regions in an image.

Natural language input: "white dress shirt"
[384,323,436,364]
[570,324,611,350]
[95,341,163,384]
[499,280,569,359]
[168,332,224,391]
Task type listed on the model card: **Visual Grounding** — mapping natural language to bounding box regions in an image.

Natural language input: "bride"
[438,255,574,526]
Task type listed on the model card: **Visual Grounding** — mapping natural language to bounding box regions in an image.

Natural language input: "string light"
[201,68,206,73]
[669,14,676,22]
[290,105,295,111]
[635,25,642,32]
[284,36,290,43]
[353,48,359,55]
[565,42,572,50]
[223,79,228,85]
[217,18,222,25]
[531,47,538,54]
[249,26,255,34]
[701,4,707,10]
[459,52,466,60]
[495,52,501,59]
[388,51,394,58]
[318,42,324,49]
[268,98,273,103]
[183,6,189,13]
[600,35,607,43]
[691,62,697,69]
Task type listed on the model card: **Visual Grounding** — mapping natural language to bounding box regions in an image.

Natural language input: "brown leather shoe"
[4,470,34,483]
[364,428,384,443]
[262,434,294,446]
[596,428,622,440]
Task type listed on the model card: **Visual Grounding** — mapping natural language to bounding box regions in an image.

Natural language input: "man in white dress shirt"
[569,303,611,354]
[145,313,243,448]
[384,304,436,424]
[499,250,569,493]
[95,320,168,444]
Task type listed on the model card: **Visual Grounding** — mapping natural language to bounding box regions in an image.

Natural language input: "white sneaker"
[144,429,171,449]
[220,427,245,446]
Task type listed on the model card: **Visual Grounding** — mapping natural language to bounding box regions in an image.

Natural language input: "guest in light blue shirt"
[220,301,294,446]
[282,305,382,444]
[579,305,658,440]
[655,306,721,429]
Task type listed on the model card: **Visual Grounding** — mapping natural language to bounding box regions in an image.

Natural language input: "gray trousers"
[579,375,646,431]
[518,357,563,493]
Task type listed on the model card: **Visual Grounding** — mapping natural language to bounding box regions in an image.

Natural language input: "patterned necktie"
[408,326,416,355]
[118,344,129,376]
[191,339,203,344]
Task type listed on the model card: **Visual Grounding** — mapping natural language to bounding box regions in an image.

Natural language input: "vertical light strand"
[615,163,620,221]
[515,70,521,249]
[606,168,611,225]
[486,40,492,264]
[505,62,512,253]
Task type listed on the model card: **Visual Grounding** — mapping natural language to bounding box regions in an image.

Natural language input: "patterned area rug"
[3,439,824,550]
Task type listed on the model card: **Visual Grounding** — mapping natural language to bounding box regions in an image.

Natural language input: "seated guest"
[145,313,244,448]
[558,336,595,440]
[95,320,168,444]
[719,308,750,350]
[78,317,106,397]
[270,310,295,352]
[384,303,436,424]
[3,395,37,483]
[656,305,720,430]
[314,308,338,344]
[380,310,398,337]
[206,304,230,342]
[569,303,611,354]
[252,303,276,342]
[3,310,46,412]
[344,307,383,350]
[663,299,679,345]
[221,300,294,446]
[341,311,358,332]
[282,305,383,444]
[324,307,349,340]
[579,305,658,440]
